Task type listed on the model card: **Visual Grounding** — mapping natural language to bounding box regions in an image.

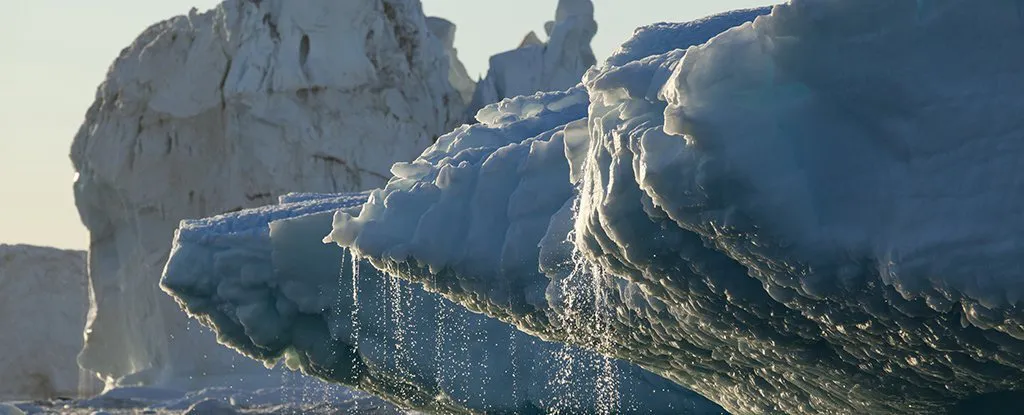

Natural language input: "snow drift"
[160,193,723,414]
[70,0,467,387]
[324,2,1024,414]
[0,245,94,400]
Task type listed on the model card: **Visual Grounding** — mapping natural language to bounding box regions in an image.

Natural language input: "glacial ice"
[71,0,467,388]
[161,193,723,414]
[324,2,1024,414]
[0,245,97,400]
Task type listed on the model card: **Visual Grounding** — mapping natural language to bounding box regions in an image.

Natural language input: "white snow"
[70,0,466,389]
[321,2,1024,413]
[0,245,96,401]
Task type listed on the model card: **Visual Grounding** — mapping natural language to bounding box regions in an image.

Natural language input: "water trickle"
[387,272,411,381]
[545,187,622,414]
[350,250,361,353]
[591,263,620,415]
[344,248,361,412]
[509,330,520,405]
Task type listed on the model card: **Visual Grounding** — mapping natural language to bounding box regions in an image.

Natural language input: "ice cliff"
[319,2,1024,414]
[464,0,598,118]
[0,245,94,400]
[70,0,466,388]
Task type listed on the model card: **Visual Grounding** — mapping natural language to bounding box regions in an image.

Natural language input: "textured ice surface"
[464,0,598,119]
[0,245,97,400]
[70,0,467,388]
[328,2,1024,414]
[161,193,724,414]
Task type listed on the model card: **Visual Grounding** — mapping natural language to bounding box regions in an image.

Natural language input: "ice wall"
[328,2,1024,414]
[160,193,724,414]
[70,0,466,388]
[464,0,598,118]
[0,245,96,400]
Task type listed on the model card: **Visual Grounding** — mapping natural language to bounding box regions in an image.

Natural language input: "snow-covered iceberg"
[160,193,723,414]
[0,245,96,401]
[325,2,1024,414]
[71,0,467,388]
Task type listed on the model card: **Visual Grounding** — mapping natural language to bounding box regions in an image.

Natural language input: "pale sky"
[1,0,771,251]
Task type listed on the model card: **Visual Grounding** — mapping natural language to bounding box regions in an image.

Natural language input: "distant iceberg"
[0,245,95,400]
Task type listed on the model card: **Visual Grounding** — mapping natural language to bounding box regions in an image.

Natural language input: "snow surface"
[324,2,1024,413]
[0,245,97,400]
[464,0,598,119]
[70,0,467,388]
[161,193,724,414]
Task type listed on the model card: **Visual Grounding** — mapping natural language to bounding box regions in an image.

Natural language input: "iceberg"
[161,193,723,414]
[70,0,468,388]
[324,2,1024,414]
[0,245,96,400]
[163,1,1024,413]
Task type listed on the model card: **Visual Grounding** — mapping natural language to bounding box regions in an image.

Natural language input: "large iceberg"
[70,0,467,388]
[324,2,1024,414]
[162,0,1024,413]
[0,245,96,400]
[161,193,723,414]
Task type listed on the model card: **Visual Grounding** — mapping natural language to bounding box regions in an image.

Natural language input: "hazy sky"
[1,0,771,251]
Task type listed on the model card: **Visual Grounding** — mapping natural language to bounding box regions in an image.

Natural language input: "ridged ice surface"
[161,193,724,414]
[327,2,1024,414]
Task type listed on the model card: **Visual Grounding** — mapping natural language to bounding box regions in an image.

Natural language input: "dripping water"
[350,250,361,354]
[387,272,412,382]
[591,262,620,414]
[544,180,622,413]
[346,248,362,412]
[435,293,450,392]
